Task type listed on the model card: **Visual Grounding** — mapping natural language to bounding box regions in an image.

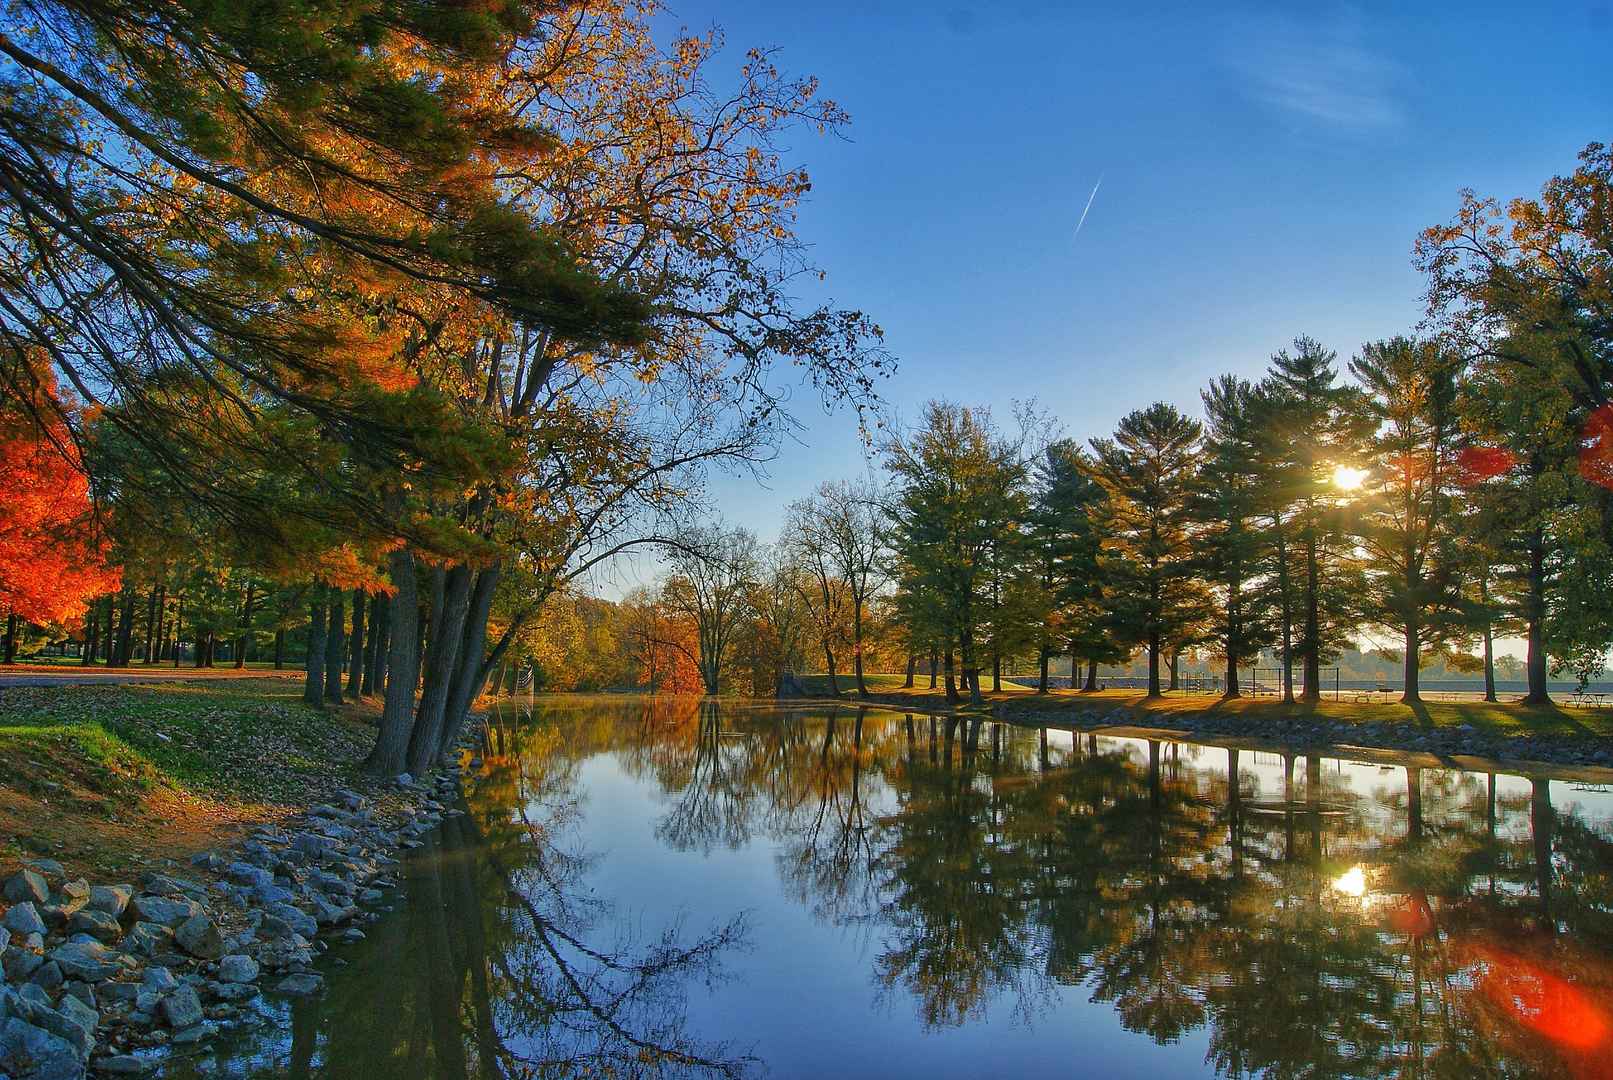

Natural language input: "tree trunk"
[852,604,869,699]
[273,628,285,670]
[1167,649,1180,692]
[961,628,984,706]
[81,604,98,665]
[1480,563,1497,702]
[1037,647,1049,694]
[1300,528,1321,703]
[153,588,168,662]
[234,581,255,669]
[407,564,473,774]
[943,649,958,705]
[438,566,502,760]
[143,585,160,664]
[1276,530,1294,703]
[115,589,136,666]
[903,653,915,689]
[992,651,1001,693]
[346,590,366,699]
[928,649,937,690]
[823,644,839,697]
[1522,531,1551,705]
[1147,628,1162,698]
[170,598,182,667]
[303,599,328,706]
[1084,659,1098,692]
[1401,618,1421,704]
[1224,652,1241,698]
[367,548,420,775]
[2,612,15,664]
[367,593,391,697]
[323,591,345,704]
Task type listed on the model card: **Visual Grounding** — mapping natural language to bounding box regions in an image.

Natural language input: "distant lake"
[175,696,1613,1079]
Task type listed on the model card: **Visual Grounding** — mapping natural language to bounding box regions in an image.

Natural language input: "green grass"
[0,677,374,805]
[802,681,1613,740]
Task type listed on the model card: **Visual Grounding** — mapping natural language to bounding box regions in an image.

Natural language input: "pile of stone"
[0,766,463,1079]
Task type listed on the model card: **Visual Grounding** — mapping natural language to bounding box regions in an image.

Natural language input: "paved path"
[0,668,299,689]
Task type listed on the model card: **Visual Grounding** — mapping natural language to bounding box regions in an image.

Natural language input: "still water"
[175,697,1613,1079]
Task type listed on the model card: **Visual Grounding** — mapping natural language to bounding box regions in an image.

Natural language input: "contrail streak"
[1074,173,1103,240]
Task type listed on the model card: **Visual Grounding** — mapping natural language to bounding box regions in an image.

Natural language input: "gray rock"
[170,1020,215,1045]
[211,982,258,1002]
[37,897,87,927]
[27,960,63,991]
[2,869,49,905]
[60,982,94,1009]
[263,904,317,939]
[159,986,203,1030]
[224,862,272,890]
[126,895,198,928]
[3,901,46,936]
[216,955,258,984]
[54,993,96,1041]
[274,973,323,997]
[67,907,121,943]
[48,940,119,982]
[24,859,65,881]
[2,946,44,982]
[173,914,223,960]
[86,885,131,918]
[138,874,202,899]
[58,880,88,903]
[250,882,294,905]
[93,1054,154,1075]
[99,983,140,1004]
[0,1016,82,1080]
[338,928,366,944]
[140,967,178,995]
[123,923,171,957]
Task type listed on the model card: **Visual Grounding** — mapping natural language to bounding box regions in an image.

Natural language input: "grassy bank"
[0,675,378,880]
[792,677,1613,740]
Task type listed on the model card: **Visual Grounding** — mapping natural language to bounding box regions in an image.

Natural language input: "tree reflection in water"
[174,698,1613,1079]
[503,699,1613,1079]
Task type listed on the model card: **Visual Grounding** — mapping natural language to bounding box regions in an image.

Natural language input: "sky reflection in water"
[171,697,1613,1079]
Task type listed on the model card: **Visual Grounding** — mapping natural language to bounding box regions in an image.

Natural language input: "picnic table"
[1567,689,1608,708]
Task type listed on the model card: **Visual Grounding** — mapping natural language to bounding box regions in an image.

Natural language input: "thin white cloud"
[1074,174,1103,241]
[1227,9,1404,131]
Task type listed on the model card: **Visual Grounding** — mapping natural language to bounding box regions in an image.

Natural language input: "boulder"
[2,869,49,905]
[223,862,272,890]
[54,994,96,1044]
[4,902,47,936]
[140,967,177,994]
[158,986,203,1030]
[67,908,121,943]
[211,982,258,1003]
[86,885,131,918]
[173,914,223,961]
[2,947,44,982]
[48,940,119,982]
[27,960,63,991]
[0,1016,83,1080]
[263,904,317,940]
[122,923,171,957]
[274,973,323,997]
[24,859,64,882]
[138,874,202,899]
[126,895,199,929]
[60,982,94,1009]
[58,881,88,903]
[170,1021,215,1045]
[216,955,258,984]
[93,1054,153,1075]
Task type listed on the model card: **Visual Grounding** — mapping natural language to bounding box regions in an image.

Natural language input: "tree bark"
[273,628,285,670]
[1300,528,1321,703]
[1167,649,1180,692]
[323,591,345,704]
[1275,529,1294,703]
[1084,658,1098,692]
[992,651,1001,693]
[233,580,255,669]
[1401,618,1421,704]
[367,593,391,697]
[928,649,937,689]
[903,653,915,689]
[2,612,15,664]
[943,648,958,705]
[438,566,501,761]
[143,585,160,664]
[407,564,472,774]
[81,604,98,666]
[1224,652,1241,698]
[346,590,366,699]
[367,548,420,775]
[303,598,328,706]
[1147,627,1162,698]
[1480,563,1496,702]
[1522,530,1551,705]
[1037,647,1049,694]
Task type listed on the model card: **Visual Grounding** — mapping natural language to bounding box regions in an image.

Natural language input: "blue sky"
[597,1,1612,594]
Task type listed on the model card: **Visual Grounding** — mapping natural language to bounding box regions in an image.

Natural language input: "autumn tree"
[1029,439,1111,692]
[1090,403,1212,698]
[661,525,760,695]
[1192,376,1274,697]
[1350,337,1468,704]
[786,480,887,698]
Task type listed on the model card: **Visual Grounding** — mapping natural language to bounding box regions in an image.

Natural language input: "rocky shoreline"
[0,763,465,1079]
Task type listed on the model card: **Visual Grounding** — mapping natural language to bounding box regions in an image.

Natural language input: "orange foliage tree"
[0,374,120,651]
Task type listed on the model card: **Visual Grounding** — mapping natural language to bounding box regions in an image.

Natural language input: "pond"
[171,697,1613,1078]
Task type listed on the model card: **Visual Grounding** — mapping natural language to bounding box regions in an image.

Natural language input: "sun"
[1332,465,1368,491]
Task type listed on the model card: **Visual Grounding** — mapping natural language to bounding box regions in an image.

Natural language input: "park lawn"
[816,682,1613,740]
[0,675,379,879]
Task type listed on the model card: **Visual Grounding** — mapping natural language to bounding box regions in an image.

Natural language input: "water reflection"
[185,698,1613,1079]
